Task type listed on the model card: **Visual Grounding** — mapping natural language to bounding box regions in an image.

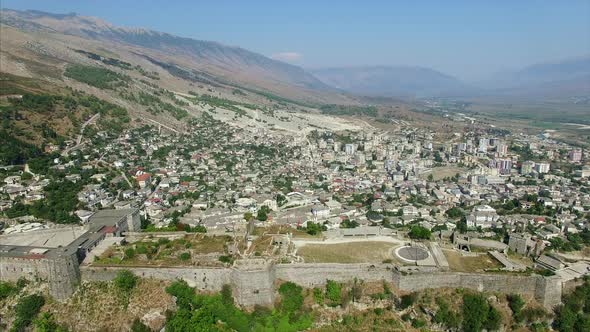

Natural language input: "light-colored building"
[535,163,550,174]
[521,161,535,175]
[466,205,499,229]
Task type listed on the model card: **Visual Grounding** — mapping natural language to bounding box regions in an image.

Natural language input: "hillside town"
[2,2,590,331]
[2,107,589,270]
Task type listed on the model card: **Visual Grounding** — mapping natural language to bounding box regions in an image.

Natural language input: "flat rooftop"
[0,244,77,259]
[0,226,87,248]
[87,208,136,232]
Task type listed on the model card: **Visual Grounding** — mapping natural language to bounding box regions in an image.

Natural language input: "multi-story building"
[466,205,499,229]
[521,161,535,174]
[535,162,550,174]
[568,149,582,163]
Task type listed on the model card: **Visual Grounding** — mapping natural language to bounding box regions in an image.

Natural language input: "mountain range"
[0,9,337,104]
[311,57,590,99]
[311,66,476,98]
[1,9,588,102]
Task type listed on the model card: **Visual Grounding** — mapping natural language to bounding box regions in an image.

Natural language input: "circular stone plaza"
[395,245,430,262]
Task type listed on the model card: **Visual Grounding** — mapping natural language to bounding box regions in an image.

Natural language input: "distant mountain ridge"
[479,56,590,98]
[311,66,476,98]
[0,9,330,92]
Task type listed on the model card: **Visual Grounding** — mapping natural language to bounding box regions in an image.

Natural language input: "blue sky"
[2,1,589,80]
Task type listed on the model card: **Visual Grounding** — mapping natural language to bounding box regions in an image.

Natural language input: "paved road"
[62,113,100,155]
[146,118,180,134]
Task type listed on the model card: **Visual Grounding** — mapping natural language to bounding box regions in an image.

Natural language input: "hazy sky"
[2,1,589,81]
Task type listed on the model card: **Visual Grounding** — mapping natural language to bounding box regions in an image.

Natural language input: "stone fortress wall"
[392,270,563,308]
[0,251,80,300]
[1,249,577,309]
[76,261,568,309]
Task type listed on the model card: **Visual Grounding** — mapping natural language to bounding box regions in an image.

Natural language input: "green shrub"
[113,270,138,293]
[124,248,136,259]
[507,293,525,322]
[0,281,17,300]
[33,312,69,332]
[278,282,304,313]
[218,255,233,264]
[434,297,460,329]
[411,318,427,328]
[313,287,325,305]
[399,293,417,309]
[135,245,148,255]
[11,294,45,332]
[326,280,342,306]
[462,293,502,332]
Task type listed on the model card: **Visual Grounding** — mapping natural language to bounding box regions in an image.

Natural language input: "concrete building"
[521,161,535,175]
[478,138,488,153]
[466,205,499,229]
[344,143,356,155]
[535,163,550,174]
[568,149,582,163]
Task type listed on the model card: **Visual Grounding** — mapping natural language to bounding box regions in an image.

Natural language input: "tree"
[313,287,325,305]
[462,293,489,332]
[303,222,326,235]
[350,278,363,303]
[278,282,304,313]
[434,297,460,329]
[575,314,590,332]
[408,226,431,240]
[446,207,464,219]
[340,219,359,229]
[554,306,577,332]
[165,280,195,310]
[276,193,288,207]
[457,217,468,233]
[434,151,444,163]
[256,206,270,221]
[507,293,525,322]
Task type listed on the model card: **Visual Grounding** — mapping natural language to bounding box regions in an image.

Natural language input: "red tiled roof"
[136,173,151,181]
